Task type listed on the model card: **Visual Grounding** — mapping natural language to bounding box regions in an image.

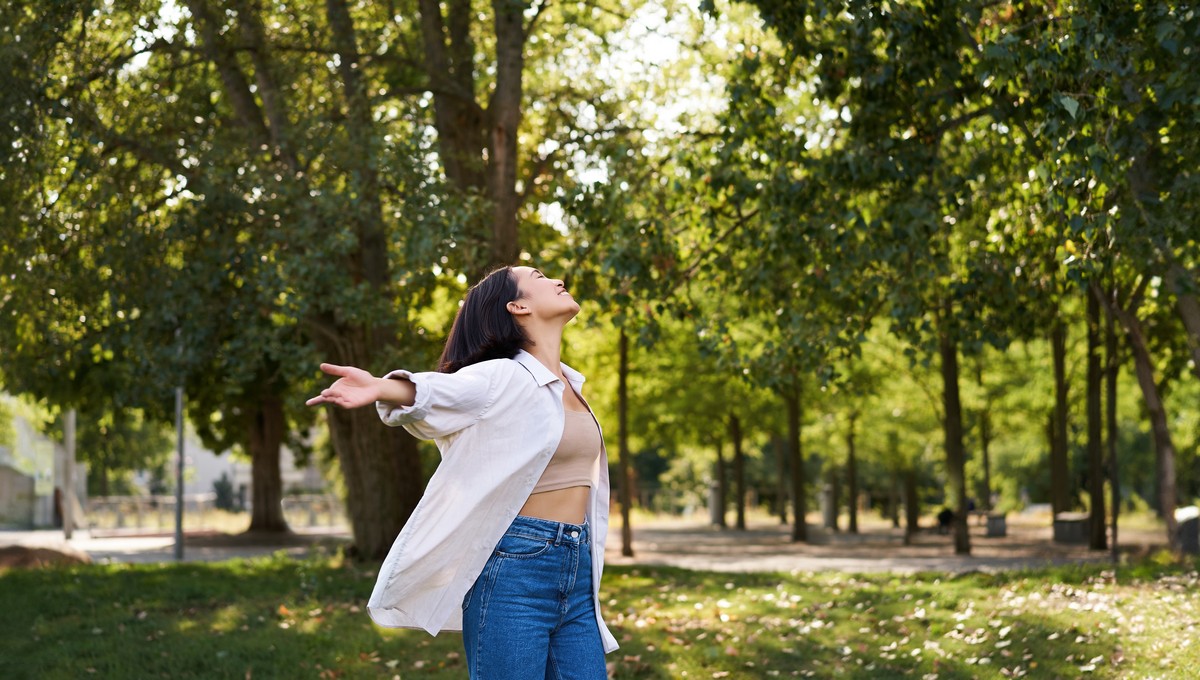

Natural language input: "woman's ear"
[506,300,531,316]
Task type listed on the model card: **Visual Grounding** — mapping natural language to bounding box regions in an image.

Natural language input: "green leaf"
[1059,95,1081,119]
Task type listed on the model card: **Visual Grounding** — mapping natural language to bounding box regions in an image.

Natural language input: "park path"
[0,527,345,564]
[1,514,1167,572]
[603,515,1167,574]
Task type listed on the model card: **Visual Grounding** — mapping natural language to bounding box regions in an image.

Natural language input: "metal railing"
[86,494,218,534]
[281,494,347,530]
[84,493,347,535]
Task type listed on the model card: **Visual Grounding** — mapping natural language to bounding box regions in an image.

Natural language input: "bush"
[213,472,236,511]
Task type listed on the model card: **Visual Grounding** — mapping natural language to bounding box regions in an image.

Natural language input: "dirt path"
[4,515,1168,573]
[0,528,346,564]
[603,516,1168,574]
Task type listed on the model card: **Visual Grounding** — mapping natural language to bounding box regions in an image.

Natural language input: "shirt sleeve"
[375,362,502,440]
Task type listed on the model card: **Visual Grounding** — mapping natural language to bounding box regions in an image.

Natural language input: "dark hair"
[438,266,530,373]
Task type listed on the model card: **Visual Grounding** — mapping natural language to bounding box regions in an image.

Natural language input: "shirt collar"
[514,349,586,388]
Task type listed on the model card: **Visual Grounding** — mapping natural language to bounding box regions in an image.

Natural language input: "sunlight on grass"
[1,553,1197,678]
[207,604,247,634]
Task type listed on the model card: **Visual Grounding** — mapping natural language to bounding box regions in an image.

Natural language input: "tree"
[1012,0,1200,547]
[2,0,645,557]
[0,0,444,553]
[717,0,1200,554]
[77,408,173,497]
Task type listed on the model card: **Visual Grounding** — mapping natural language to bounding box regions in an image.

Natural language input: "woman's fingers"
[306,388,336,406]
[310,364,375,408]
[319,362,355,377]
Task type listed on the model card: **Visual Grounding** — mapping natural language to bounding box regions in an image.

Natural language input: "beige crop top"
[532,410,602,493]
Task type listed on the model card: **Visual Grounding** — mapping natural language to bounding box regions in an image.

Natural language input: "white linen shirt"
[368,349,618,654]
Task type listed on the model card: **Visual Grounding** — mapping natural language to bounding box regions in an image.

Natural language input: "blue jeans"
[462,515,608,679]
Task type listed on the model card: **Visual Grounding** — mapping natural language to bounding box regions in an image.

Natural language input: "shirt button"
[570,530,580,538]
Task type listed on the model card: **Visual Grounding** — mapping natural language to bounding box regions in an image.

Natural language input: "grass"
[2,551,1198,679]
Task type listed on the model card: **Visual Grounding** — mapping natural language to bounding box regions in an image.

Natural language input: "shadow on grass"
[1,553,466,679]
[2,554,1196,679]
[602,561,1199,679]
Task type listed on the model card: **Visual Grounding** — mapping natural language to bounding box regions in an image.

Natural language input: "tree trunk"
[232,0,299,169]
[1113,300,1179,549]
[617,329,634,557]
[486,0,525,267]
[246,395,289,532]
[714,438,727,529]
[729,414,746,530]
[1086,290,1107,550]
[1105,286,1121,563]
[903,466,919,546]
[319,0,428,559]
[325,0,389,287]
[1167,264,1200,380]
[184,0,271,147]
[773,433,788,524]
[976,363,993,512]
[1050,313,1071,515]
[830,465,840,534]
[415,0,491,278]
[416,0,487,189]
[888,431,901,528]
[846,413,859,534]
[785,385,807,542]
[889,472,901,528]
[326,403,424,558]
[187,0,415,553]
[938,315,970,555]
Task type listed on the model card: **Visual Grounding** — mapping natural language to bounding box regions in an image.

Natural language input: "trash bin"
[1175,506,1199,555]
[1053,512,1089,544]
[986,513,1007,538]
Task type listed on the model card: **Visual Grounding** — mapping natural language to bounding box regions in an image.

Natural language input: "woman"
[307,265,617,679]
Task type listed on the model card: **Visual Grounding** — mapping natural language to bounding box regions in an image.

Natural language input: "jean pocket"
[494,533,553,559]
[461,585,474,611]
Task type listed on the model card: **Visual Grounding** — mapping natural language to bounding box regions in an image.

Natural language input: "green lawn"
[2,551,1197,679]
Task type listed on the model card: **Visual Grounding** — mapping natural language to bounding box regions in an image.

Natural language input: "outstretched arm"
[306,363,416,409]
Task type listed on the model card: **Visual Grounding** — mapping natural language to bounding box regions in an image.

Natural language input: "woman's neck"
[523,324,565,376]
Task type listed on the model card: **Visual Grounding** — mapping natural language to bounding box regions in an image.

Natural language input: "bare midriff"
[519,485,590,525]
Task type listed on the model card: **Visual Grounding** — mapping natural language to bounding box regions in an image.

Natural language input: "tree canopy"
[3,0,1198,556]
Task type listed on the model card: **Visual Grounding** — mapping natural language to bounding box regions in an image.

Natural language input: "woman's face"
[510,266,580,321]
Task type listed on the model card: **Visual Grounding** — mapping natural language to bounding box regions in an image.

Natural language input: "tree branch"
[183,0,271,148]
[674,206,761,291]
[525,0,551,36]
[232,0,300,170]
[446,0,474,92]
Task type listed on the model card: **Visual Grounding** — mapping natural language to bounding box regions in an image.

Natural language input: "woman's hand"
[306,363,382,409]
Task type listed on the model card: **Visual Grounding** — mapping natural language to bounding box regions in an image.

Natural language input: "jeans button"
[570,530,580,538]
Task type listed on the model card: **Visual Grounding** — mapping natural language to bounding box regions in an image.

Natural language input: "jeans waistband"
[511,514,589,545]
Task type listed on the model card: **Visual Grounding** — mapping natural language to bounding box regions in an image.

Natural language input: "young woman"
[307,265,616,679]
